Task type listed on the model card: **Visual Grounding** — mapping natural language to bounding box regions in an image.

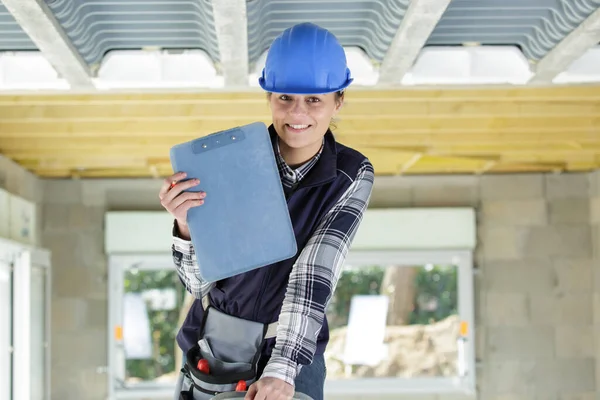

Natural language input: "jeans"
[293,353,327,400]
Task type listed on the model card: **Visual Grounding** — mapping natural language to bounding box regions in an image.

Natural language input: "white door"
[0,258,11,400]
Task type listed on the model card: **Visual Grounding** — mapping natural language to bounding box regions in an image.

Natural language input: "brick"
[78,368,108,400]
[483,259,556,294]
[487,326,554,360]
[554,326,595,358]
[411,176,479,207]
[42,179,82,204]
[589,170,600,196]
[594,294,600,325]
[520,226,592,258]
[545,174,589,199]
[553,258,593,293]
[559,394,597,400]
[475,324,486,359]
[485,292,530,326]
[481,174,544,200]
[67,205,104,230]
[41,231,81,270]
[51,368,80,400]
[42,204,71,231]
[591,197,600,224]
[480,226,526,260]
[52,264,107,300]
[548,198,590,224]
[369,177,413,207]
[481,200,547,226]
[481,360,536,396]
[529,294,593,325]
[80,181,107,207]
[51,297,87,332]
[51,329,107,369]
[533,359,595,396]
[2,159,41,202]
[85,299,107,329]
[78,229,107,267]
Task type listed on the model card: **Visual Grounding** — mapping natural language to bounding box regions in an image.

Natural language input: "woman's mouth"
[285,123,311,133]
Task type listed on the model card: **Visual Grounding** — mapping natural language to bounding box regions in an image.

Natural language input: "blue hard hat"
[258,22,353,95]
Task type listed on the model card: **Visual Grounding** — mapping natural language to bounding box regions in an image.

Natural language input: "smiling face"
[268,92,344,166]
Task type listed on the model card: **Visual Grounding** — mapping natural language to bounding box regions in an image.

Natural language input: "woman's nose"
[289,99,307,115]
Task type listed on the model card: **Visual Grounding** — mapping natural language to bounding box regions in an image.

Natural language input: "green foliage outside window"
[123,264,458,381]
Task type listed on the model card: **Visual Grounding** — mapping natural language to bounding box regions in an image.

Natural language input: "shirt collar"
[275,135,323,187]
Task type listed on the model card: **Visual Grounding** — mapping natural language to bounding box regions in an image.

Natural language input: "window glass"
[325,263,459,380]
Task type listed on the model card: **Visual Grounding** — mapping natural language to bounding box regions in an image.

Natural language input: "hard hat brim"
[258,78,354,95]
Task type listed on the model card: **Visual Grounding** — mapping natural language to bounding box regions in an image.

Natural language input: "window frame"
[108,249,475,398]
[108,254,182,400]
[325,248,476,396]
[0,237,52,400]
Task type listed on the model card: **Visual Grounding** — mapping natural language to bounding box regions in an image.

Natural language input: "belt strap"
[202,294,279,340]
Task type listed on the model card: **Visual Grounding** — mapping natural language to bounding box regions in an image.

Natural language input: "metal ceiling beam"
[377,0,451,85]
[529,8,600,84]
[211,0,249,87]
[2,0,94,89]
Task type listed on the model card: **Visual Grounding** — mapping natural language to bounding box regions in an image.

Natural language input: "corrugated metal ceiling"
[427,0,600,61]
[0,3,37,51]
[246,0,410,68]
[44,0,221,67]
[0,0,598,67]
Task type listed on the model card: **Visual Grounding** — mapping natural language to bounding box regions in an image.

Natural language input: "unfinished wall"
[591,170,600,395]
[11,166,595,400]
[0,155,43,243]
[41,178,162,399]
[372,173,596,400]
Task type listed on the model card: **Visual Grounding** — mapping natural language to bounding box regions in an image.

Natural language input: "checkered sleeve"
[171,221,215,299]
[261,158,375,385]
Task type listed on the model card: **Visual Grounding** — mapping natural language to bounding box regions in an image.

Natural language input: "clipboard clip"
[192,127,246,154]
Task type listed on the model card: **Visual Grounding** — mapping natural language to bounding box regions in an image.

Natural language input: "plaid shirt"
[172,137,374,385]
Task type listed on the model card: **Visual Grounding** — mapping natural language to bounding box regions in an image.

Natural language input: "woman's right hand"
[159,172,206,239]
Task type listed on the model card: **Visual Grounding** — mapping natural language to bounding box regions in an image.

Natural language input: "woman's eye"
[307,97,320,103]
[279,95,289,101]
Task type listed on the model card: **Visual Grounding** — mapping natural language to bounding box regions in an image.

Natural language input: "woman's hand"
[244,377,294,400]
[159,172,205,239]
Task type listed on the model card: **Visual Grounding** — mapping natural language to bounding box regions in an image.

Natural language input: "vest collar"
[268,124,338,189]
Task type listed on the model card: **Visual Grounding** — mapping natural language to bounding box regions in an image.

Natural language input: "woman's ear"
[333,94,344,116]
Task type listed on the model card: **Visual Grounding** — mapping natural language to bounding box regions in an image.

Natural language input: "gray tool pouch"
[178,305,267,400]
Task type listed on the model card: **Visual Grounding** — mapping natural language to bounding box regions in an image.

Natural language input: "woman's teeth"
[288,124,309,129]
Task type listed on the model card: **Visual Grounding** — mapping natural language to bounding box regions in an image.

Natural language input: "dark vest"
[176,124,367,361]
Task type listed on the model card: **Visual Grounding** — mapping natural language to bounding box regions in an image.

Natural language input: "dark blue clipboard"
[169,122,297,283]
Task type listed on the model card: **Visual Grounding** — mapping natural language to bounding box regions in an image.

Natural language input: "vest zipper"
[253,187,295,321]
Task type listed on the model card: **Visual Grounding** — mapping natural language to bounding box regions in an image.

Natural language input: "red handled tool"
[196,359,210,374]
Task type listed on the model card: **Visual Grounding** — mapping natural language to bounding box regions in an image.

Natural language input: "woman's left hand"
[244,377,294,400]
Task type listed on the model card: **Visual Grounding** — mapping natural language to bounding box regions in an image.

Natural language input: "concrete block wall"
[41,178,164,400]
[2,158,597,399]
[591,171,600,395]
[0,155,43,243]
[369,173,597,400]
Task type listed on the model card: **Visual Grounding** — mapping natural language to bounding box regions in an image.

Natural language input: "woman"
[159,22,374,400]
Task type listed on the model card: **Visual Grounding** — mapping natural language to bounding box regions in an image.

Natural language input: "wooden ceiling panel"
[0,85,599,178]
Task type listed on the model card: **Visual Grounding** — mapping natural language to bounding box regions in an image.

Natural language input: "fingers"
[170,190,206,211]
[244,383,258,400]
[159,172,187,200]
[163,178,201,205]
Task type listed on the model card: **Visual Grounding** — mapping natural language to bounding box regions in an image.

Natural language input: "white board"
[343,295,389,366]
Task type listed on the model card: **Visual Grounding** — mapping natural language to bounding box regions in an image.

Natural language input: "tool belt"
[176,296,278,400]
